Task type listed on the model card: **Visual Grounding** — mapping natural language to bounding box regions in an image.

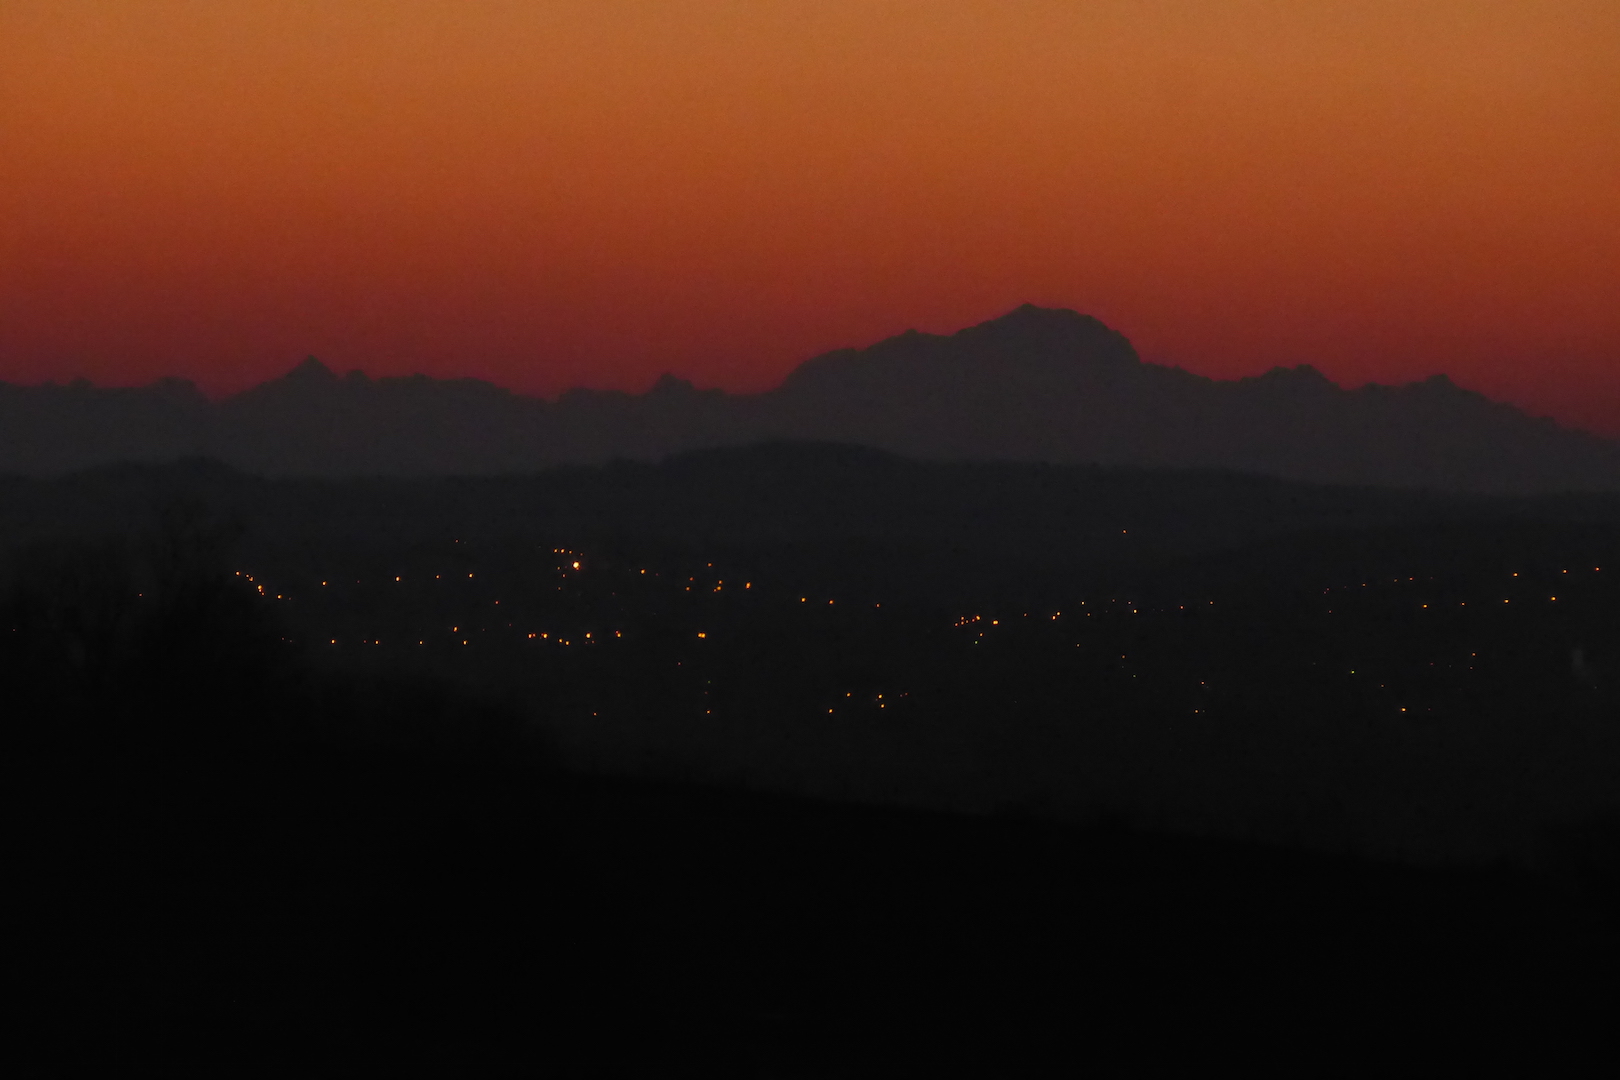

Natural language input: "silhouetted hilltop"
[4,305,1617,492]
[0,377,210,473]
[766,306,1620,491]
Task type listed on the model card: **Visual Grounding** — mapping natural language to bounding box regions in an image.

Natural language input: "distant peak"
[982,303,1098,327]
[961,304,1118,340]
[149,376,208,406]
[650,373,696,395]
[1256,364,1332,382]
[1011,302,1067,317]
[954,304,1138,364]
[286,356,336,382]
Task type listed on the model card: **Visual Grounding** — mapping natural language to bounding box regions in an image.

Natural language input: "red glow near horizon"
[2,2,1618,431]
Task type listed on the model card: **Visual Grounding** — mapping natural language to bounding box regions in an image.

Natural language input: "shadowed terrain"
[6,307,1619,492]
[11,450,1619,1067]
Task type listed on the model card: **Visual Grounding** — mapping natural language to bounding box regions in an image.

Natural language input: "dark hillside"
[11,450,1619,1066]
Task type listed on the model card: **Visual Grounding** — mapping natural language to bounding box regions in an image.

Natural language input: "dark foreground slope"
[21,737,1616,1069]
[9,451,1619,1066]
[5,306,1618,491]
[11,569,1616,1069]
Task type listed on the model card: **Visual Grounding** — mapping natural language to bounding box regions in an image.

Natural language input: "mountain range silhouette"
[4,305,1617,492]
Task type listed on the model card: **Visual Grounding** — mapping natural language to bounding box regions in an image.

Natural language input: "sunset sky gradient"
[3,2,1617,430]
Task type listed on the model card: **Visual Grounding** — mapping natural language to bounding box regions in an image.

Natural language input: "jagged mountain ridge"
[2,305,1616,492]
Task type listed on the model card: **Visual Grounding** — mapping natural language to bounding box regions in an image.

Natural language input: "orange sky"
[3,1,1618,431]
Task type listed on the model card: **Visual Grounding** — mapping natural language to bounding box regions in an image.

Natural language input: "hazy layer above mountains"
[4,305,1617,493]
